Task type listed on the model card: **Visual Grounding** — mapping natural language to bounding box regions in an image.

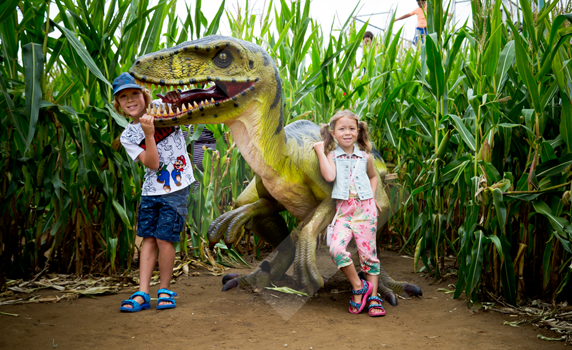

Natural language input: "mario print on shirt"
[156,163,171,192]
[172,156,186,187]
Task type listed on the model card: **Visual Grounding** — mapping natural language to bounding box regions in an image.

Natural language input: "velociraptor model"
[129,35,421,305]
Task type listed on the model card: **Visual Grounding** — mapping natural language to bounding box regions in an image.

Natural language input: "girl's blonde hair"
[112,88,153,117]
[319,110,372,155]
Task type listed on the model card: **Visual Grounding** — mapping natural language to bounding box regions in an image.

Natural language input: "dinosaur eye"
[213,50,233,68]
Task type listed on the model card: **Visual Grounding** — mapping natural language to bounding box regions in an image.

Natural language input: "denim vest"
[331,145,374,200]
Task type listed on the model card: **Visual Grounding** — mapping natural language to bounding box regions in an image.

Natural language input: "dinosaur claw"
[384,291,398,306]
[222,273,239,285]
[404,283,423,297]
[222,278,239,291]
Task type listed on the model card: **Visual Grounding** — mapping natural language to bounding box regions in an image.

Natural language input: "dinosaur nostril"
[135,60,141,66]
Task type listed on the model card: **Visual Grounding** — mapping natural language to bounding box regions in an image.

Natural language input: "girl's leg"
[156,238,176,306]
[331,200,368,312]
[354,199,383,314]
[340,264,367,313]
[123,237,158,308]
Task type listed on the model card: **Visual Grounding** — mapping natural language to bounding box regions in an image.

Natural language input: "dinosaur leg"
[292,198,336,296]
[221,213,295,291]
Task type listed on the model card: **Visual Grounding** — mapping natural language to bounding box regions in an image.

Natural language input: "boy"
[113,72,194,312]
[395,0,427,45]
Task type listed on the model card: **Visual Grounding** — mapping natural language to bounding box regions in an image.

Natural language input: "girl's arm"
[138,114,160,170]
[313,141,336,182]
[366,154,382,212]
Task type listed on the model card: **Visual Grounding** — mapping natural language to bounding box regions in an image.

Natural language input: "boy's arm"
[313,142,336,182]
[395,13,412,21]
[138,114,160,170]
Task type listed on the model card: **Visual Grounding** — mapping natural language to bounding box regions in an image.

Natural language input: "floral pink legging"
[329,197,380,275]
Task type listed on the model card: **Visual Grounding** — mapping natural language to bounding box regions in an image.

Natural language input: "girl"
[113,72,194,312]
[313,110,385,317]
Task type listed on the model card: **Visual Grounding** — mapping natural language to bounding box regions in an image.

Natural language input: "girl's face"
[117,88,146,118]
[331,116,359,149]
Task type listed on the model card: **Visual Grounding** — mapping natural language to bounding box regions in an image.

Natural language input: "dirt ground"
[0,248,567,350]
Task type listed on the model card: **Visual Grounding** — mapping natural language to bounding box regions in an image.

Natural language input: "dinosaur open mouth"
[133,78,256,119]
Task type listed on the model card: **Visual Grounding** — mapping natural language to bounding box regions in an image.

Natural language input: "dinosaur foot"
[221,261,271,291]
[208,198,276,249]
[358,271,422,306]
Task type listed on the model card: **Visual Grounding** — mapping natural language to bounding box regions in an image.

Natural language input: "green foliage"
[1,0,571,307]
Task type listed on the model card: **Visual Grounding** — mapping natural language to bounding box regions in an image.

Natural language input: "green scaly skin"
[129,35,422,304]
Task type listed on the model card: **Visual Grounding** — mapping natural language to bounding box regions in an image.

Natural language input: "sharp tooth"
[193,101,199,108]
[187,103,192,110]
[204,99,209,105]
[211,98,215,103]
[169,105,174,116]
[200,101,205,106]
[182,104,187,112]
[176,107,181,115]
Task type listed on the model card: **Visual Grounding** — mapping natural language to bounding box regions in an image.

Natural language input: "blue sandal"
[156,288,178,310]
[120,291,151,312]
[367,296,386,317]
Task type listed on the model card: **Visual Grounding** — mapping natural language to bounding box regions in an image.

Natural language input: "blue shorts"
[413,27,427,45]
[136,188,189,242]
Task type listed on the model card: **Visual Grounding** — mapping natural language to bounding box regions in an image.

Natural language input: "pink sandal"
[367,296,386,317]
[349,279,373,314]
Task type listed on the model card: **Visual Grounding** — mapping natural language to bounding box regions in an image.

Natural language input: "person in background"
[356,31,375,75]
[394,0,427,45]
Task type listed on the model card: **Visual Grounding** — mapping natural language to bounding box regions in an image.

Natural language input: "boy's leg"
[156,238,176,306]
[123,237,158,308]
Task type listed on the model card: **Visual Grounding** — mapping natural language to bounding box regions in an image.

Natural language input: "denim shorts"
[136,190,188,242]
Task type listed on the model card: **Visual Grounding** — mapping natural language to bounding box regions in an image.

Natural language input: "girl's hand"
[313,141,325,154]
[165,89,181,102]
[375,201,382,213]
[140,114,155,137]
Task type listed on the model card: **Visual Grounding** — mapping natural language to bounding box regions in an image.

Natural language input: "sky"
[187,0,475,43]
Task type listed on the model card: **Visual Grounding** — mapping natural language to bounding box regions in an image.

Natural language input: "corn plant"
[1,0,571,307]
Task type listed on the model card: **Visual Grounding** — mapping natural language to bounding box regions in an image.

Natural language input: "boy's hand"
[140,114,155,137]
[313,141,325,154]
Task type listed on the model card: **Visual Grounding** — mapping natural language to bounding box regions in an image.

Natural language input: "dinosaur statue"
[128,35,421,305]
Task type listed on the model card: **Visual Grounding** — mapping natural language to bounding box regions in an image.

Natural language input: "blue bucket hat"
[113,72,142,95]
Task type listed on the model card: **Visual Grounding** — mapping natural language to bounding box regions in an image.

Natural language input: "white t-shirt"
[120,122,194,196]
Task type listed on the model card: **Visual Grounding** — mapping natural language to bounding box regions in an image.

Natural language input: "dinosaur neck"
[226,100,285,176]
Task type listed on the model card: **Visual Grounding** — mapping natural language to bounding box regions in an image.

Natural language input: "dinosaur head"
[128,35,282,130]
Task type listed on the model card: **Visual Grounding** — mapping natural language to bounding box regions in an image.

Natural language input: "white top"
[120,122,194,196]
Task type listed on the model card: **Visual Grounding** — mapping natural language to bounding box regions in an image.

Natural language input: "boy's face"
[363,37,372,47]
[117,88,146,117]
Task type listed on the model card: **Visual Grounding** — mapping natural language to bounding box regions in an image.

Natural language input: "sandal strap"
[351,279,369,295]
[349,299,364,309]
[121,299,139,307]
[157,288,178,297]
[129,291,150,302]
[157,296,175,304]
[367,296,383,303]
[367,296,384,310]
[368,303,385,310]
